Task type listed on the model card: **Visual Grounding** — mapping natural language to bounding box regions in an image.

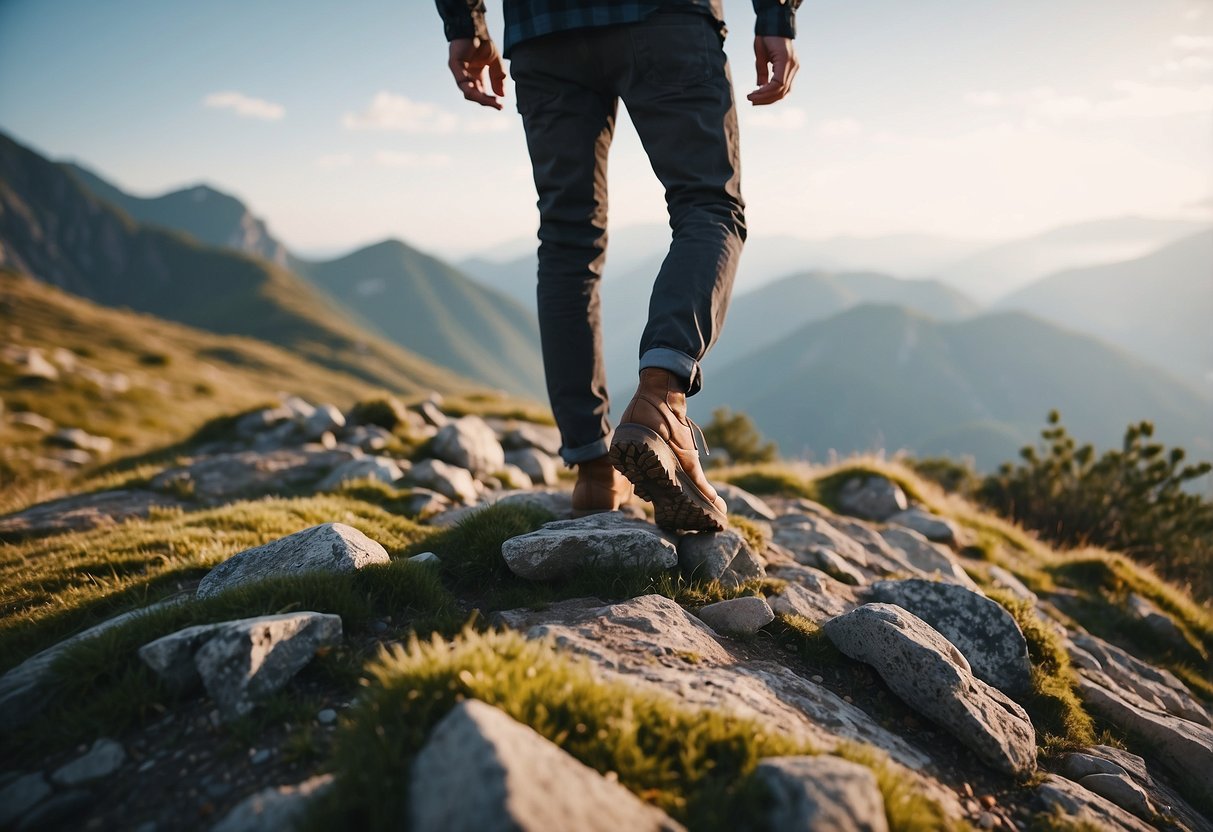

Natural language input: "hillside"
[0,131,471,398]
[62,162,289,266]
[937,216,1208,303]
[291,240,545,398]
[697,303,1213,468]
[997,230,1213,394]
[703,270,979,370]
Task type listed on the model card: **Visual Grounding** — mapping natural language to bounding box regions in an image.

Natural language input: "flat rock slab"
[501,514,677,581]
[1071,632,1210,726]
[196,523,388,599]
[211,774,334,832]
[409,699,684,832]
[887,507,958,543]
[755,755,889,832]
[150,448,356,504]
[139,612,342,721]
[0,489,187,539]
[824,603,1036,777]
[697,596,774,635]
[878,528,978,589]
[867,579,1032,696]
[1034,774,1154,832]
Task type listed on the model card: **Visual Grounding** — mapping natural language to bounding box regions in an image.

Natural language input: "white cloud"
[315,153,354,169]
[745,106,809,130]
[816,117,863,138]
[342,91,509,134]
[966,90,1003,108]
[1152,54,1213,78]
[203,91,284,121]
[1183,6,1205,21]
[1173,34,1213,52]
[964,82,1213,121]
[373,150,451,168]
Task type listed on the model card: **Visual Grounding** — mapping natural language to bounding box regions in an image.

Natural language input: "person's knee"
[669,197,746,245]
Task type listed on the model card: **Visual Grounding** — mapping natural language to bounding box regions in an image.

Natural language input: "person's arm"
[748,0,802,105]
[433,0,506,109]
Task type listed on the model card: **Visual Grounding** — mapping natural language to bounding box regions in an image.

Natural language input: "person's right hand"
[447,37,507,109]
[748,36,799,105]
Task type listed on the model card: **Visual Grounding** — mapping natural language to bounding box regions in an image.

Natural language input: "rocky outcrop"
[408,699,684,832]
[755,755,889,832]
[501,513,678,581]
[1034,774,1154,832]
[196,523,389,599]
[824,604,1037,777]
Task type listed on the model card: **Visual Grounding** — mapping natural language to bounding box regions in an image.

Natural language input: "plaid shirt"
[435,0,801,56]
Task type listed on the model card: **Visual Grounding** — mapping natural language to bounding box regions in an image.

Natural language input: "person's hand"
[447,37,507,109]
[748,36,799,105]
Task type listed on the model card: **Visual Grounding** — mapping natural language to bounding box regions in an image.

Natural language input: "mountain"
[0,131,472,397]
[697,304,1212,469]
[937,216,1209,303]
[290,241,545,397]
[62,162,288,266]
[997,231,1213,394]
[701,270,980,371]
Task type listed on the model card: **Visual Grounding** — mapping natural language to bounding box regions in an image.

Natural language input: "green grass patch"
[766,613,848,668]
[728,514,771,554]
[811,463,927,512]
[310,628,808,830]
[833,743,968,832]
[717,464,818,500]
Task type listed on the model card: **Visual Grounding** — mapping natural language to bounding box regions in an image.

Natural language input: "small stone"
[315,456,405,492]
[1060,752,1127,781]
[755,755,889,832]
[13,789,92,831]
[408,552,441,567]
[8,411,55,432]
[677,529,765,586]
[504,447,559,486]
[51,738,125,785]
[407,458,480,504]
[300,403,345,440]
[836,476,908,521]
[979,795,996,809]
[249,749,271,766]
[696,596,774,636]
[211,774,334,832]
[317,709,338,725]
[887,507,959,543]
[48,427,113,455]
[977,811,996,829]
[430,416,506,476]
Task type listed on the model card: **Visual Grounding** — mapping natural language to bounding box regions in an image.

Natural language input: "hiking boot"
[571,454,634,516]
[610,368,729,532]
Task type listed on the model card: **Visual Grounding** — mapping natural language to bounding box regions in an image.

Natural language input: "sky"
[1,0,1211,260]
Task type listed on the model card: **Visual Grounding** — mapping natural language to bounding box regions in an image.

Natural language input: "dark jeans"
[511,11,746,465]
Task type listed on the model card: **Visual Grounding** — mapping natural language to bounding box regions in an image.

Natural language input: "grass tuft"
[833,743,968,832]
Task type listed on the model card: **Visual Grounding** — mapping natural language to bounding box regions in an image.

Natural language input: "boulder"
[867,579,1032,696]
[316,456,406,491]
[696,596,774,636]
[139,612,343,720]
[501,513,678,581]
[50,738,125,785]
[504,447,559,486]
[300,403,345,440]
[1078,773,1154,820]
[836,476,907,521]
[887,507,958,543]
[409,699,684,832]
[713,483,777,521]
[878,528,978,589]
[196,523,389,599]
[755,755,889,832]
[677,529,765,587]
[407,458,480,504]
[7,347,59,380]
[211,774,334,832]
[430,416,506,476]
[824,604,1036,777]
[500,422,562,456]
[1034,774,1154,832]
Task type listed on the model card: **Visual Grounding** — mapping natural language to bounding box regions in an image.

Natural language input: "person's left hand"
[448,37,507,109]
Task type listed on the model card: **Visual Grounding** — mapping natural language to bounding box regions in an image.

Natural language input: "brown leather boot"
[610,368,729,532]
[571,454,634,516]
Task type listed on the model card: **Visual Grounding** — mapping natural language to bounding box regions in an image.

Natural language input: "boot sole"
[610,424,728,533]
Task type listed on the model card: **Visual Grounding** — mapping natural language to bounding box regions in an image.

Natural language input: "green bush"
[979,412,1213,598]
[702,407,777,466]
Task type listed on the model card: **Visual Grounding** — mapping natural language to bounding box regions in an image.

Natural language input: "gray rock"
[409,552,441,566]
[317,709,337,725]
[504,447,559,486]
[768,565,860,624]
[1035,774,1154,832]
[235,406,292,438]
[48,427,113,455]
[50,738,125,785]
[316,456,405,491]
[677,529,765,587]
[8,411,55,432]
[986,566,1037,604]
[196,523,388,599]
[1125,593,1187,648]
[879,528,978,589]
[836,476,908,521]
[403,488,451,518]
[1079,773,1154,820]
[755,755,889,832]
[887,507,958,543]
[774,514,875,572]
[409,699,684,832]
[697,596,774,635]
[500,422,562,456]
[802,547,866,585]
[407,458,480,504]
[713,483,777,521]
[140,612,343,720]
[867,579,1032,696]
[300,403,345,440]
[414,398,448,428]
[1060,752,1128,781]
[494,463,533,490]
[0,773,51,826]
[1071,633,1211,726]
[211,774,334,832]
[151,448,358,504]
[345,424,394,452]
[824,604,1036,777]
[501,513,678,581]
[0,489,187,537]
[281,396,316,421]
[430,416,506,476]
[1078,674,1213,806]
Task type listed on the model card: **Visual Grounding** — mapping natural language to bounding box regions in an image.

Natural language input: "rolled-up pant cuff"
[639,347,703,396]
[560,434,611,466]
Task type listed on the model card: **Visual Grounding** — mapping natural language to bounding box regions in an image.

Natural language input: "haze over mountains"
[3,127,1208,471]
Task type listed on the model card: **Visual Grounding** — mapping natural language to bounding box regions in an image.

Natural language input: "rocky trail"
[0,395,1210,831]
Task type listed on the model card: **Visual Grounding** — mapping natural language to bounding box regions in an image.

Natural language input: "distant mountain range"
[997,230,1213,395]
[696,304,1212,469]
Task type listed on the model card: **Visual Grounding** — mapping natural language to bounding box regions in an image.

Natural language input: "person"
[434,0,800,532]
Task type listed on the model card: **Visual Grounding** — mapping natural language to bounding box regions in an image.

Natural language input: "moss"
[347,394,409,430]
[767,613,848,668]
[309,629,807,830]
[718,464,817,500]
[406,502,556,589]
[812,463,927,512]
[728,514,771,554]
